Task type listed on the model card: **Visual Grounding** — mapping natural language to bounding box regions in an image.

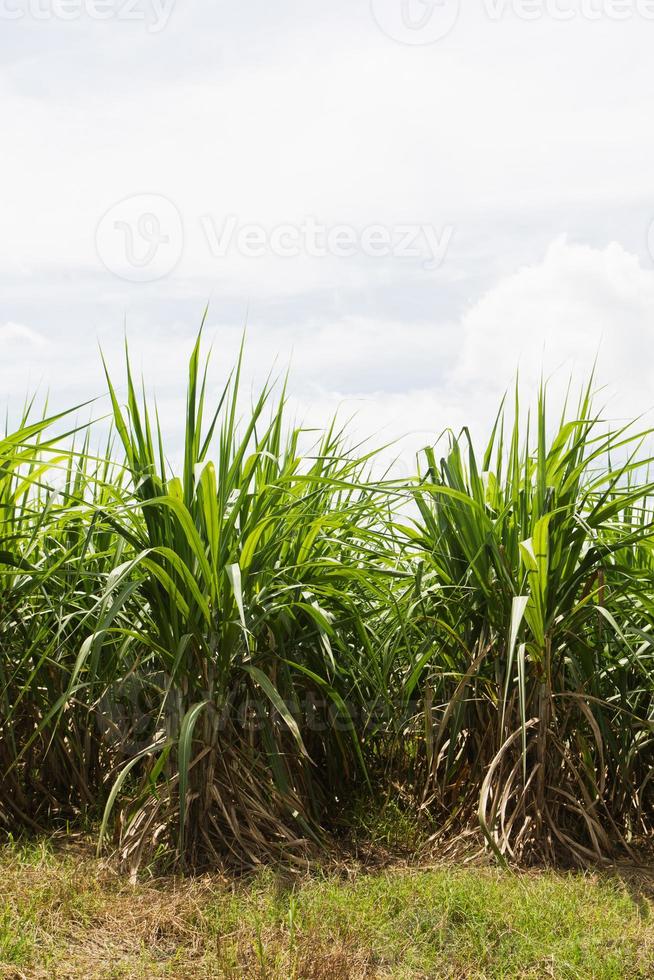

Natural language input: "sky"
[2,0,654,471]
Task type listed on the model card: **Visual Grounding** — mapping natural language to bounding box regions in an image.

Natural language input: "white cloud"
[285,239,654,472]
[2,240,654,473]
[0,321,45,346]
[456,237,654,428]
[2,9,654,290]
[1,8,654,474]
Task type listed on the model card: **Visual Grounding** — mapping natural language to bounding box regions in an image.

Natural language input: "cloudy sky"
[2,0,654,467]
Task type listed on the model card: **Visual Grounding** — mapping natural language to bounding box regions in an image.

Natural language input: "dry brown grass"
[1,838,653,979]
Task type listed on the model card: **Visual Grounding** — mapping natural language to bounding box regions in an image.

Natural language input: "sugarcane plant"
[95,331,391,870]
[1,335,652,872]
[409,381,654,863]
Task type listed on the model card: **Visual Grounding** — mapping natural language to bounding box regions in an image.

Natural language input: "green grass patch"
[0,840,651,978]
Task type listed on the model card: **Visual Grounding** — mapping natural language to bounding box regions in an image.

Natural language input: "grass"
[1,839,652,979]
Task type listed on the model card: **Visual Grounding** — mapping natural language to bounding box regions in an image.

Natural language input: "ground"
[1,839,653,979]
